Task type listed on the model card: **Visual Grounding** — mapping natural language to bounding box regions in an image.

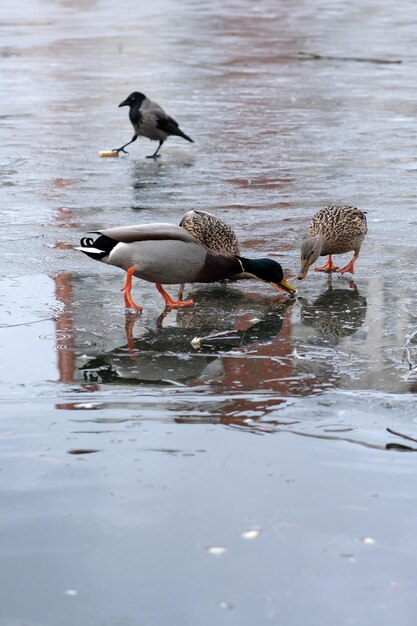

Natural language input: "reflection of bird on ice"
[299,281,367,339]
[78,298,294,385]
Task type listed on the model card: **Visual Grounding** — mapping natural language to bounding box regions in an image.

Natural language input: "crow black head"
[118,92,146,108]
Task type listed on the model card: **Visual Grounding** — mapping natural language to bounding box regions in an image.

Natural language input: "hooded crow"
[114,91,194,158]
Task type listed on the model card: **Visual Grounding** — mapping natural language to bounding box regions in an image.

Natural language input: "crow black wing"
[156,116,194,142]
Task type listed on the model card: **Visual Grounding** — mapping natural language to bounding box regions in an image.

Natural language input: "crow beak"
[271,278,297,296]
[118,98,130,108]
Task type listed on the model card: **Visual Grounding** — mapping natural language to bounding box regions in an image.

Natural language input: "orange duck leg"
[339,252,359,274]
[121,267,143,313]
[155,283,194,309]
[315,255,339,272]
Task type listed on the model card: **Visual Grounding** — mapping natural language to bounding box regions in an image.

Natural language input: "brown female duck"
[180,209,240,255]
[178,209,240,298]
[297,205,367,279]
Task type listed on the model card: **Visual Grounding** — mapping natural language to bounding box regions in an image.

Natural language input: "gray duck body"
[93,223,241,285]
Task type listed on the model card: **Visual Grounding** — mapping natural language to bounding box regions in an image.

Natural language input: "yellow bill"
[272,278,297,296]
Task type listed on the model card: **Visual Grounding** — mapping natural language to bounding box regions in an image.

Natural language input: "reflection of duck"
[78,298,293,385]
[76,223,296,314]
[300,283,367,338]
[188,301,293,351]
[79,349,219,385]
[298,205,367,279]
[169,285,292,330]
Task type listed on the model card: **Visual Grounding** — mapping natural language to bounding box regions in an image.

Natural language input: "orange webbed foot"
[339,262,355,274]
[155,283,194,309]
[166,298,194,310]
[122,288,143,313]
[339,253,359,275]
[315,255,339,273]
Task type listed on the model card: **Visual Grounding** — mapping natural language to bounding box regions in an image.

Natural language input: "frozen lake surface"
[1,0,417,624]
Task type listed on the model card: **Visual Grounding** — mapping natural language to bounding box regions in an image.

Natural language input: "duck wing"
[94,223,199,244]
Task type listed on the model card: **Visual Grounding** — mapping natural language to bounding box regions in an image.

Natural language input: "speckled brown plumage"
[308,205,367,256]
[179,210,240,255]
[298,204,368,278]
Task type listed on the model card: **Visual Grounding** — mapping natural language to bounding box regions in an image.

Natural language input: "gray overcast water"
[1,0,417,624]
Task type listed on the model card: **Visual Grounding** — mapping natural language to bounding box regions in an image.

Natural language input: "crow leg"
[114,135,137,154]
[146,141,164,159]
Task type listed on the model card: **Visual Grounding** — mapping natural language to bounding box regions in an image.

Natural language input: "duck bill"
[296,262,310,280]
[118,98,130,107]
[271,279,297,296]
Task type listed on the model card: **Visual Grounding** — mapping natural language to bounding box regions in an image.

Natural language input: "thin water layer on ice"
[1,269,417,624]
[1,0,417,624]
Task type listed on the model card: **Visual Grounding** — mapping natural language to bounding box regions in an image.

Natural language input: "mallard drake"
[179,210,240,255]
[114,92,194,158]
[75,223,296,312]
[297,205,367,279]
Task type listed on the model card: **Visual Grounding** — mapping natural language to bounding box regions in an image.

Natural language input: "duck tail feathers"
[75,234,117,261]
